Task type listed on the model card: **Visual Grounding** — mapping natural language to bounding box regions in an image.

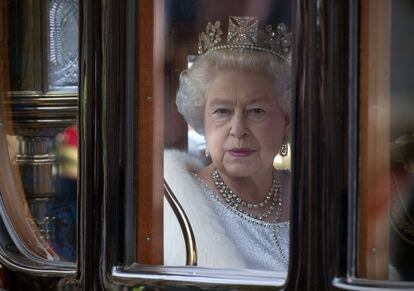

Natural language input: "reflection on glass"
[0,0,78,263]
[390,135,414,280]
[163,0,291,273]
[51,126,78,261]
[358,0,414,281]
[389,0,414,281]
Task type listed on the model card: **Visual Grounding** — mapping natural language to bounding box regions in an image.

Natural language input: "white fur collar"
[164,149,247,268]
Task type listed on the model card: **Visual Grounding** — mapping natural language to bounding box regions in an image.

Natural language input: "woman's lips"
[228,148,255,157]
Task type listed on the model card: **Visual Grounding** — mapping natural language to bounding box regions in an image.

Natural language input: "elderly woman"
[164,16,291,271]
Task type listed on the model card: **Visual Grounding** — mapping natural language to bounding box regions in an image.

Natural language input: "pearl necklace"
[211,169,282,221]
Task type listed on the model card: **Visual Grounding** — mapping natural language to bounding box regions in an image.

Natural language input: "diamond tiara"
[197,16,292,63]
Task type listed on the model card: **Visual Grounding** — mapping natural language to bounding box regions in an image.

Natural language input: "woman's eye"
[213,108,232,115]
[247,108,266,121]
[248,108,265,115]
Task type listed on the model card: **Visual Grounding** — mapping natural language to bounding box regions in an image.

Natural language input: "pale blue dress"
[193,174,289,272]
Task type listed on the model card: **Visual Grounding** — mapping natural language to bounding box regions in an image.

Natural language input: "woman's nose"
[229,113,248,138]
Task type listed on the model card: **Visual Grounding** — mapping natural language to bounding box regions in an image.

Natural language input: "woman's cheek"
[210,133,226,158]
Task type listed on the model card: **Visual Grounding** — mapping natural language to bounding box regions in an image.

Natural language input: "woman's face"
[204,68,288,179]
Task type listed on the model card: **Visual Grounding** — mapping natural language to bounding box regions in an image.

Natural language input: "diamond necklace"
[211,168,282,221]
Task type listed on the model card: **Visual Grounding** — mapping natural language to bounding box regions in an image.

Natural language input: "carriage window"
[358,0,414,281]
[0,0,78,263]
[134,0,292,277]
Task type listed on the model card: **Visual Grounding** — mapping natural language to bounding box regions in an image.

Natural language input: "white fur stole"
[163,149,247,268]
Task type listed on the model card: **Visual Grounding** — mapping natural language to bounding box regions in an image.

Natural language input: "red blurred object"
[63,126,78,147]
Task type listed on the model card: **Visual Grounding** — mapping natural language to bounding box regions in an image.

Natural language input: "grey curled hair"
[176,49,291,135]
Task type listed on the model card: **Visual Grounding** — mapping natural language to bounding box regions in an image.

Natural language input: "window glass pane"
[162,0,292,275]
[0,0,78,263]
[358,0,414,281]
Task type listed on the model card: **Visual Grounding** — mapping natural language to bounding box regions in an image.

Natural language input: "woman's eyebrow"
[245,95,272,105]
[208,98,234,107]
[246,98,268,105]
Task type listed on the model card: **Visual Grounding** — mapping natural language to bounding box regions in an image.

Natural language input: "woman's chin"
[221,164,259,179]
